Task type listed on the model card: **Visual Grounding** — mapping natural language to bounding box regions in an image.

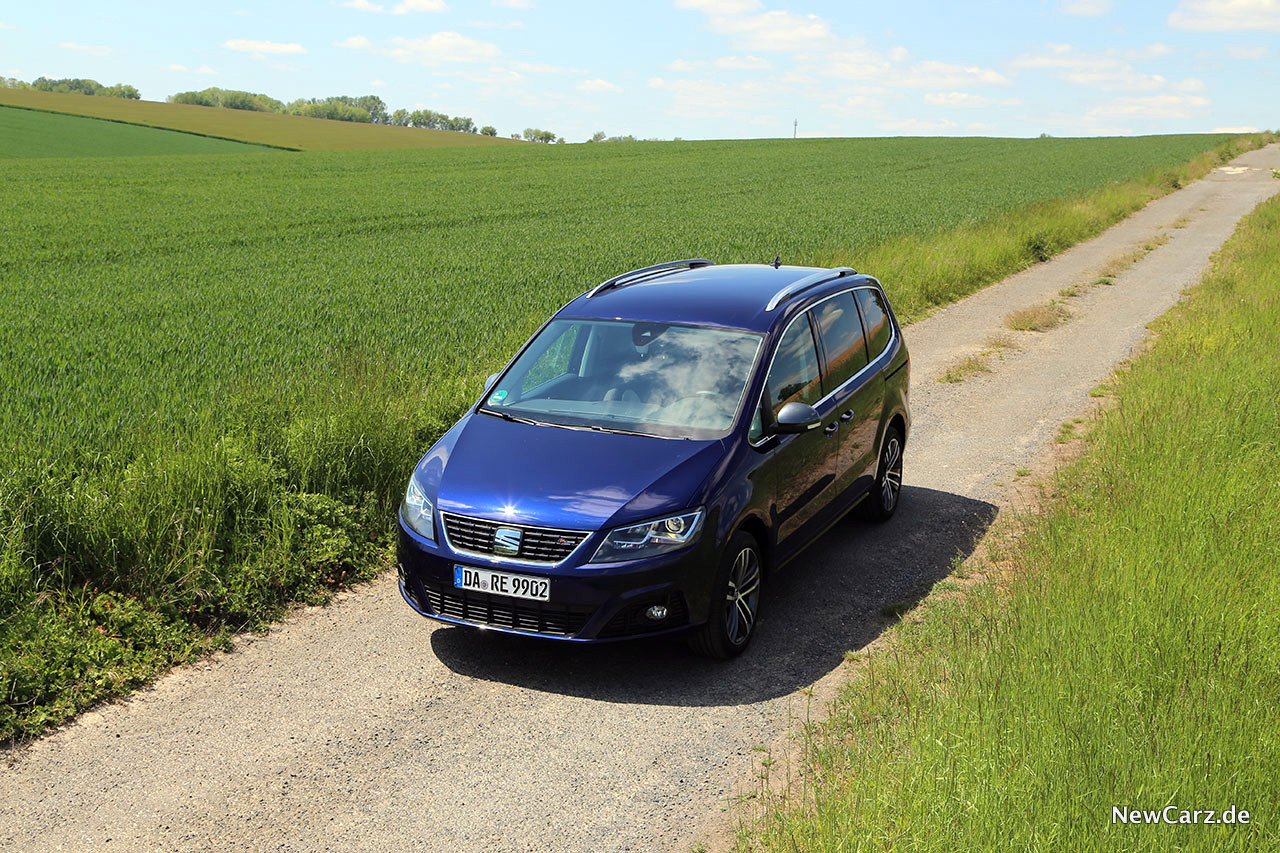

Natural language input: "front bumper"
[396,518,716,642]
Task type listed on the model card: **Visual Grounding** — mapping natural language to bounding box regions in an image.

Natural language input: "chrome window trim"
[440,511,593,568]
[748,284,897,448]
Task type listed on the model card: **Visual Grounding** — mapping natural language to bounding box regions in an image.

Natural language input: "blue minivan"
[398,260,910,658]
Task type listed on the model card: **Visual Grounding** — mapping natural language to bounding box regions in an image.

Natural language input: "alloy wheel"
[724,545,761,646]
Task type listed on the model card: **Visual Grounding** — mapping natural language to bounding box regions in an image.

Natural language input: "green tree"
[390,109,411,127]
[588,130,606,143]
[480,125,497,136]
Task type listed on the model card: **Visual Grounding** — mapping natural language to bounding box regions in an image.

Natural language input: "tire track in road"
[3,145,1278,853]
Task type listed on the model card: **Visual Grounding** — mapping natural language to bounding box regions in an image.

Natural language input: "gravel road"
[3,145,1277,853]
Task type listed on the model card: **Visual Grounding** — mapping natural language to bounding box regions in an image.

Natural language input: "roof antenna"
[771,255,781,269]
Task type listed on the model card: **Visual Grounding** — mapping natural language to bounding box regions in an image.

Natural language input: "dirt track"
[3,145,1278,853]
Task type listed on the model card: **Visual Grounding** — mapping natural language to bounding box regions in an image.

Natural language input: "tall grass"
[740,186,1280,851]
[0,133,1272,741]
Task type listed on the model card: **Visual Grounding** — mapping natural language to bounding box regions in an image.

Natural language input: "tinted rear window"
[854,288,892,360]
[813,292,870,389]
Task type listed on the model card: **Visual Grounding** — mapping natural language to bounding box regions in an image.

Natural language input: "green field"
[0,131,1269,740]
[741,194,1280,851]
[0,88,516,151]
[0,106,273,158]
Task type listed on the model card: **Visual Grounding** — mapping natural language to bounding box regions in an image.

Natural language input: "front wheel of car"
[689,531,762,660]
[862,425,904,522]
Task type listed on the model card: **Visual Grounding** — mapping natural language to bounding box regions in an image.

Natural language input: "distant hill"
[0,106,274,158]
[0,88,518,152]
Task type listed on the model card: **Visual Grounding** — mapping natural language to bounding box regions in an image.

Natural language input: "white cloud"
[893,61,1010,88]
[1175,77,1208,91]
[924,92,994,107]
[1122,42,1174,59]
[1090,93,1212,119]
[647,75,783,117]
[493,0,533,7]
[1062,0,1112,15]
[1226,43,1271,57]
[336,35,372,49]
[675,0,763,13]
[371,79,387,87]
[223,39,307,55]
[578,78,621,93]
[0,20,16,30]
[392,0,449,12]
[60,42,112,57]
[1168,0,1280,31]
[879,116,960,134]
[1015,44,1190,92]
[343,0,449,12]
[715,54,771,69]
[707,9,838,52]
[382,32,500,65]
[1212,124,1261,131]
[888,46,909,62]
[667,55,772,71]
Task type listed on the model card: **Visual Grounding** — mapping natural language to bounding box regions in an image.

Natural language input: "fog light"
[645,604,669,621]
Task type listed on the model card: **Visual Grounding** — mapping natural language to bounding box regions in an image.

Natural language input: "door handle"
[839,409,855,422]
[823,422,840,435]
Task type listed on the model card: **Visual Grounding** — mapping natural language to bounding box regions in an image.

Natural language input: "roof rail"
[764,267,857,312]
[586,259,714,298]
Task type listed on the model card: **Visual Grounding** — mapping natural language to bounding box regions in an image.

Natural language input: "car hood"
[421,412,725,532]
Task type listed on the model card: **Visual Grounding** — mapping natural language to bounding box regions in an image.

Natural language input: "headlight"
[401,475,435,541]
[590,508,704,563]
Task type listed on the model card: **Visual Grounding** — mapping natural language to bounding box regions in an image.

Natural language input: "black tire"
[689,530,763,660]
[862,425,904,522]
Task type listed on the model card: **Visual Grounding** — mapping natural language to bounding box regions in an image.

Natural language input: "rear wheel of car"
[689,530,762,659]
[862,425,904,522]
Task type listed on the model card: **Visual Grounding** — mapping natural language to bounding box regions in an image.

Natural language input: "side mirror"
[773,402,821,434]
[484,373,501,392]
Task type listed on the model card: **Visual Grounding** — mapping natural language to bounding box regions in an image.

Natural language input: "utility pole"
[793,119,797,139]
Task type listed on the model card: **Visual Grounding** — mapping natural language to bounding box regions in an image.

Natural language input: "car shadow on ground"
[429,485,996,707]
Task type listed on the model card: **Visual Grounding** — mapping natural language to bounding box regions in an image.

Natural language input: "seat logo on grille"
[493,527,522,556]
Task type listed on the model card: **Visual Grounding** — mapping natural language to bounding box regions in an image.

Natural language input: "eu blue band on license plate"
[453,565,464,587]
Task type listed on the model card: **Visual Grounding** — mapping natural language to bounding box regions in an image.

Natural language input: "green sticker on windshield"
[488,389,508,404]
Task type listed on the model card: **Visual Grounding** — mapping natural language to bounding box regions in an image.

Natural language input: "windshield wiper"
[480,408,543,426]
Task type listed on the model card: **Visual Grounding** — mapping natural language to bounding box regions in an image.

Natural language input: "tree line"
[1,76,665,143]
[1,76,140,99]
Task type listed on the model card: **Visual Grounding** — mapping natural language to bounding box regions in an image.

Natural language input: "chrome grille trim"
[440,512,591,566]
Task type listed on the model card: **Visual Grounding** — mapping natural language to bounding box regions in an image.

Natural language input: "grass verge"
[736,189,1280,850]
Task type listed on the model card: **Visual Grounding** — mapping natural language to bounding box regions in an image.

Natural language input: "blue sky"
[1,0,1276,140]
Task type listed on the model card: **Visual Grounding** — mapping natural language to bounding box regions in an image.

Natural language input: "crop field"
[0,88,516,151]
[0,131,1268,739]
[742,184,1280,853]
[0,106,273,158]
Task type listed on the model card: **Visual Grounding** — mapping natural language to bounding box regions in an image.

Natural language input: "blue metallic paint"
[397,264,911,643]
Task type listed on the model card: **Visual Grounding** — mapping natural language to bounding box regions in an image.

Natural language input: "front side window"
[854,287,892,361]
[766,314,823,419]
[482,319,762,440]
[813,292,870,390]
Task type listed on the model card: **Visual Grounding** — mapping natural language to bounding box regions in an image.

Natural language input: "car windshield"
[480,318,763,440]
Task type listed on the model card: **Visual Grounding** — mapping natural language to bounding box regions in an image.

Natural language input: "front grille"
[419,579,594,637]
[598,593,690,638]
[441,512,590,563]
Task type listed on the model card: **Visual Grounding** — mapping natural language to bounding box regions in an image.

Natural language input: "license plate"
[453,565,550,602]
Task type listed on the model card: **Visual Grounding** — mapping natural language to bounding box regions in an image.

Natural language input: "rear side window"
[854,288,892,361]
[766,315,823,418]
[812,292,870,389]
